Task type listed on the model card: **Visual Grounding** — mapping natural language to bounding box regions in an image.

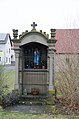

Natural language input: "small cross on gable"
[31,22,37,30]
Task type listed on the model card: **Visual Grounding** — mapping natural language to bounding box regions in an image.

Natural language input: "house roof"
[0,33,7,41]
[0,33,12,45]
[55,29,79,53]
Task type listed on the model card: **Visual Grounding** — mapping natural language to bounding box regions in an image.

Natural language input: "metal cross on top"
[31,22,37,30]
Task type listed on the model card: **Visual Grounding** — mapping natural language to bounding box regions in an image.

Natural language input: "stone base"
[49,84,54,91]
[14,84,19,90]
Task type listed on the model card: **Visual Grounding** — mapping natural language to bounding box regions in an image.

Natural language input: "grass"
[0,111,79,119]
[3,70,15,93]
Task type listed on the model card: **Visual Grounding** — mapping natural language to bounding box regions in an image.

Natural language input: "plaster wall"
[55,53,79,72]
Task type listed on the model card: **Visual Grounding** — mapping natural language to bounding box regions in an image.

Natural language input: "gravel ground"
[4,105,50,114]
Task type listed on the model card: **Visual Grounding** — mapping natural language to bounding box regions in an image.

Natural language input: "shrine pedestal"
[21,69,48,94]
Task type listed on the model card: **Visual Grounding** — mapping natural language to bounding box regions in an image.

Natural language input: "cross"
[31,22,37,30]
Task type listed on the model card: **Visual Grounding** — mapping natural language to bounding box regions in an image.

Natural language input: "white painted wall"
[0,35,13,65]
[0,44,5,65]
[4,36,11,65]
[11,45,15,62]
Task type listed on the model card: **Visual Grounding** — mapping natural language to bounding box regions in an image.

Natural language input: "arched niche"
[20,42,48,69]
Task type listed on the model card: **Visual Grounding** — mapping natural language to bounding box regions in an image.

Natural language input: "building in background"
[11,41,15,65]
[0,33,15,65]
[55,29,79,72]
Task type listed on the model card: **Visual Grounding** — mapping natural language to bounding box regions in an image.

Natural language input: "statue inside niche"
[34,48,40,67]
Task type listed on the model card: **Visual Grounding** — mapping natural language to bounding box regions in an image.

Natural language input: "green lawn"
[3,70,15,93]
[0,111,78,119]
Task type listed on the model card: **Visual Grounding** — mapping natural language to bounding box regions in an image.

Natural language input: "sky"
[0,0,79,37]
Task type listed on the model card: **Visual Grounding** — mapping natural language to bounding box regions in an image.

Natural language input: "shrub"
[55,55,79,106]
[0,65,9,104]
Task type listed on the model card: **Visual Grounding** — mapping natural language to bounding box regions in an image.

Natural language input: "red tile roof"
[55,29,79,53]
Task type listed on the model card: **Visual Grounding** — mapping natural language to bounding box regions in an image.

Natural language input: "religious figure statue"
[34,48,40,66]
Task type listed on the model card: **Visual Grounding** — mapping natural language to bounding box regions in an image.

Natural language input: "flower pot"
[31,88,39,95]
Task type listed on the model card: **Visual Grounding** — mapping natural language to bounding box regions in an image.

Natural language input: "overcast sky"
[0,0,79,37]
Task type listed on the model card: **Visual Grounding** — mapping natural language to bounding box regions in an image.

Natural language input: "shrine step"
[20,95,47,99]
[18,100,46,106]
[18,95,47,105]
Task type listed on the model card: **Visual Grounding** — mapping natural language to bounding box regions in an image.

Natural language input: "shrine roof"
[19,30,49,40]
[55,29,79,53]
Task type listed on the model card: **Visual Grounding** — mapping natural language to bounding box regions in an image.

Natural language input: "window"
[11,55,13,58]
[9,58,10,63]
[66,57,69,63]
[0,57,1,61]
[9,49,10,53]
[6,57,8,63]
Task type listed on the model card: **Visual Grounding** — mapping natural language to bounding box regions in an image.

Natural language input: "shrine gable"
[19,31,48,47]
